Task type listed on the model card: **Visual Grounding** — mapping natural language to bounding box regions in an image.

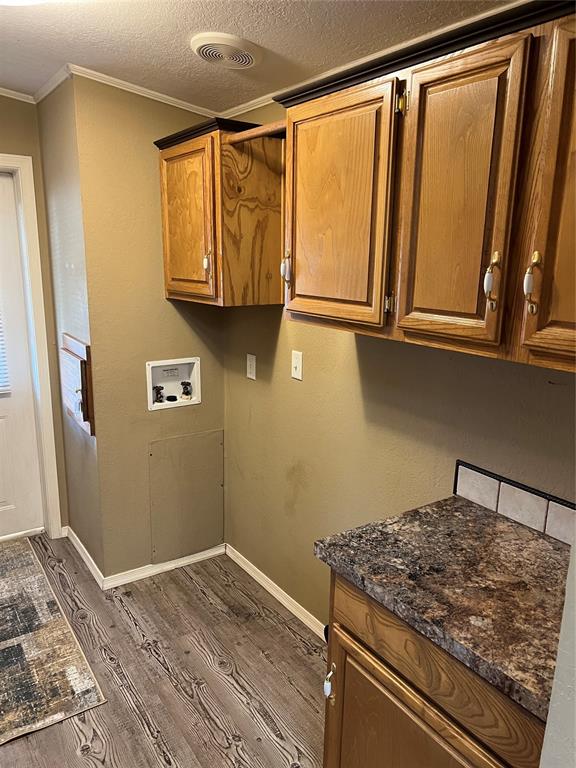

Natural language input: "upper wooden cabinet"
[156,119,283,306]
[281,13,575,373]
[160,134,216,299]
[519,17,576,366]
[284,79,398,324]
[397,35,529,344]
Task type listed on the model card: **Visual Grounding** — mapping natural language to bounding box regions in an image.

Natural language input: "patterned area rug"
[0,537,105,744]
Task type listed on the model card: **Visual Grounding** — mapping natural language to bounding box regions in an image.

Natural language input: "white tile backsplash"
[455,462,574,544]
[497,483,548,532]
[546,502,575,546]
[456,466,500,511]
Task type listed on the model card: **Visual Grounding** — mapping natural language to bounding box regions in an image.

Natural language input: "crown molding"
[36,63,215,116]
[0,86,35,104]
[0,0,552,117]
[217,0,529,117]
[219,93,275,118]
[34,64,71,103]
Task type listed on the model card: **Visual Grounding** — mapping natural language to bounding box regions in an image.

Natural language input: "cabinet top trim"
[154,118,260,150]
[274,0,573,108]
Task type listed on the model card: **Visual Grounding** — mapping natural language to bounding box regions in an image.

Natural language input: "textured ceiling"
[1,0,514,112]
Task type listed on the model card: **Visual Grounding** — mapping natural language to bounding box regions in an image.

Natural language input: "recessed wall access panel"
[146,357,200,411]
[149,430,224,563]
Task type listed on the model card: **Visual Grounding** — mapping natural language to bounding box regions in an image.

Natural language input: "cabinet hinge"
[395,90,410,116]
[384,294,396,313]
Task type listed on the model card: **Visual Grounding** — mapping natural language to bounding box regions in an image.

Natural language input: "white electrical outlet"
[291,350,303,380]
[246,353,256,380]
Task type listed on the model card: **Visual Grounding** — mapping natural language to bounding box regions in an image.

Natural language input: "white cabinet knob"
[523,271,534,298]
[483,251,501,312]
[483,270,494,297]
[523,251,542,315]
[203,256,209,270]
[324,662,336,702]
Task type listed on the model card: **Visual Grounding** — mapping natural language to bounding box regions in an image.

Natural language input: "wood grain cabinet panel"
[160,135,216,299]
[397,35,529,344]
[285,79,398,324]
[220,138,284,306]
[158,126,283,306]
[331,575,544,768]
[519,17,576,365]
[325,624,506,768]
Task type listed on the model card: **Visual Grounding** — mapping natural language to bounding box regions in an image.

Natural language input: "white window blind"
[0,306,9,393]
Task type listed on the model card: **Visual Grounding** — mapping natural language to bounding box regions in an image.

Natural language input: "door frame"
[0,153,62,539]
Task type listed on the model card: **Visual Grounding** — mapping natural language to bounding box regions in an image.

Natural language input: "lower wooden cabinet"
[323,576,545,768]
[325,624,504,768]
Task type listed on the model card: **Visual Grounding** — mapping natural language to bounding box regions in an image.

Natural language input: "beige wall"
[225,103,576,624]
[0,95,69,527]
[541,548,575,767]
[72,78,225,575]
[39,79,99,558]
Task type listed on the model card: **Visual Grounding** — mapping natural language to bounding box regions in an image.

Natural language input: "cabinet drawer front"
[327,624,504,768]
[332,576,544,768]
[520,17,576,364]
[397,34,529,344]
[285,79,398,324]
[160,134,216,299]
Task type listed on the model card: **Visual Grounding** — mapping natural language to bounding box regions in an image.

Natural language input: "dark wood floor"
[2,535,326,767]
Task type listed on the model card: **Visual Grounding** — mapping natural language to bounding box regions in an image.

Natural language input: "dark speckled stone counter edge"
[315,548,545,718]
[314,496,570,722]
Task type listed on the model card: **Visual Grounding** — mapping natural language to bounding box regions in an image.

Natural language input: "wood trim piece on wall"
[0,153,63,539]
[63,528,325,638]
[61,333,95,436]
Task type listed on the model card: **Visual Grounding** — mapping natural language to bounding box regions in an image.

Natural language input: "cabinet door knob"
[281,251,291,284]
[484,251,501,312]
[523,250,542,315]
[203,251,211,271]
[324,662,336,703]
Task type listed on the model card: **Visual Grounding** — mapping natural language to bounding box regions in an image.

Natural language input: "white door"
[0,173,43,537]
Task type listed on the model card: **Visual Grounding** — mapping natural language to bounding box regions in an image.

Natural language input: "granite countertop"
[314,495,570,721]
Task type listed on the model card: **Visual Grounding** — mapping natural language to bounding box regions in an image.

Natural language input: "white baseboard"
[101,544,226,590]
[225,544,325,639]
[0,526,44,544]
[63,526,106,588]
[62,528,324,638]
[64,526,225,590]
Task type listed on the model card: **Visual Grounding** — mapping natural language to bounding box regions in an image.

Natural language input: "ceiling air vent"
[190,33,262,70]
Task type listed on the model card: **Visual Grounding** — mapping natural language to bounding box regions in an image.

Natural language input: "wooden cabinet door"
[160,134,216,299]
[519,18,576,365]
[325,624,505,768]
[285,79,398,324]
[397,36,529,344]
